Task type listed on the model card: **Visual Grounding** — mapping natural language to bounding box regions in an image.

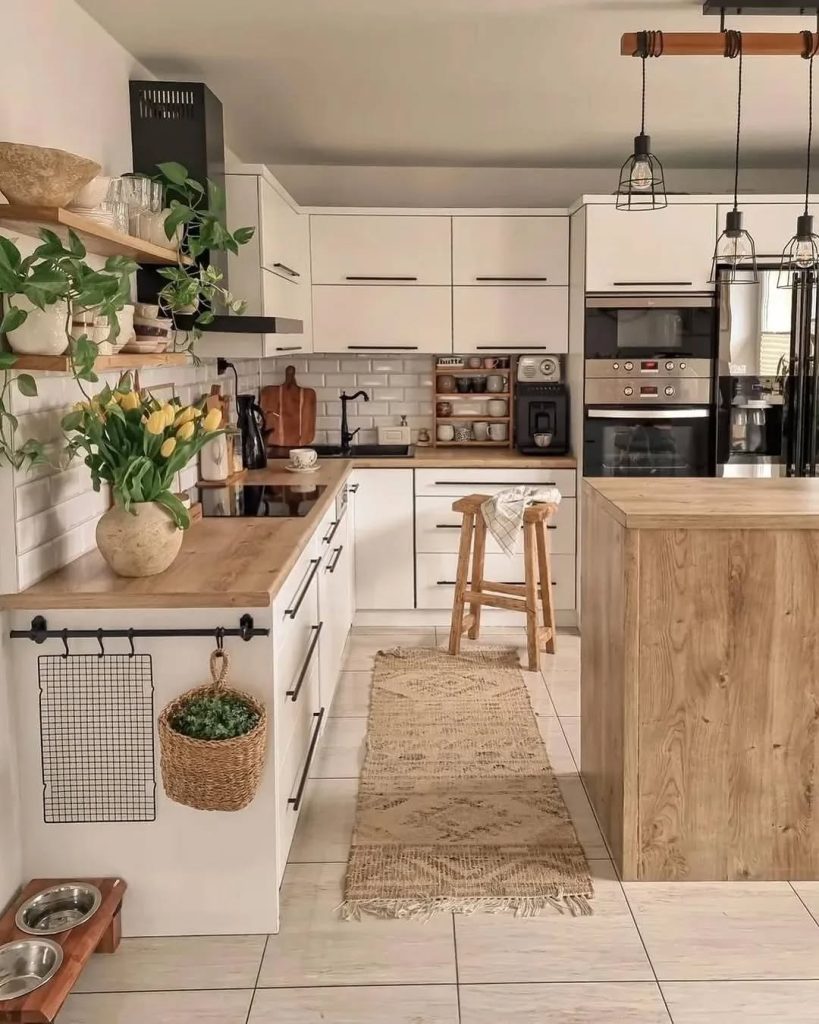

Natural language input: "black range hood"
[173,313,303,335]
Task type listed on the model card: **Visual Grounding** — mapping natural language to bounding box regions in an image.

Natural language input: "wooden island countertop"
[0,450,575,611]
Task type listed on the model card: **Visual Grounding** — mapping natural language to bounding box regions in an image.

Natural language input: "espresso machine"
[515,356,570,455]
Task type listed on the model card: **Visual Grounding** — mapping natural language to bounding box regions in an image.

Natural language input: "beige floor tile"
[250,985,459,1022]
[557,775,610,858]
[662,980,819,1022]
[289,777,357,863]
[258,863,456,986]
[329,670,372,717]
[73,935,265,993]
[343,633,435,669]
[311,716,367,779]
[625,882,819,980]
[536,715,577,775]
[454,860,651,983]
[563,716,581,763]
[57,990,252,1023]
[788,881,819,920]
[543,669,581,716]
[459,982,670,1022]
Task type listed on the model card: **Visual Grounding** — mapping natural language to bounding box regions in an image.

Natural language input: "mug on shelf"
[472,421,489,441]
[483,357,499,369]
[486,375,506,393]
[470,377,487,393]
[489,423,509,441]
[438,375,456,394]
[437,424,455,442]
[454,424,472,442]
[290,447,318,470]
[456,377,472,393]
[487,399,508,417]
[466,356,482,369]
[436,400,453,417]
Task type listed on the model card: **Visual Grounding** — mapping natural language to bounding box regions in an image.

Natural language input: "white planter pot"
[96,501,183,578]
[6,297,69,355]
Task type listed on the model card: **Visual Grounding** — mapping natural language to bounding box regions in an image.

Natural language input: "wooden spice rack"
[433,358,516,449]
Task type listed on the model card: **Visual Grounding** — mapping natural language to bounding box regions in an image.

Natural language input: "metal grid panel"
[38,654,156,823]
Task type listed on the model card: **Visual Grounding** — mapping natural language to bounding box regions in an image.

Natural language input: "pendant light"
[616,30,667,211]
[779,30,819,288]
[710,30,758,284]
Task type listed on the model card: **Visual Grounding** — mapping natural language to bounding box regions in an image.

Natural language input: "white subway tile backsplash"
[404,387,433,401]
[385,373,421,387]
[306,359,341,373]
[354,374,389,387]
[341,359,370,373]
[370,359,407,374]
[372,388,405,402]
[16,488,108,555]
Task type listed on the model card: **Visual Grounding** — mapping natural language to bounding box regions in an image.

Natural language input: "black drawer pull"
[286,622,323,702]
[436,579,557,586]
[273,262,300,278]
[327,545,344,573]
[433,480,557,486]
[347,345,419,351]
[435,523,462,529]
[476,345,548,350]
[285,558,321,619]
[475,276,548,282]
[288,707,326,811]
[322,519,340,544]
[612,281,693,287]
[275,345,302,352]
[345,275,418,281]
[348,483,360,493]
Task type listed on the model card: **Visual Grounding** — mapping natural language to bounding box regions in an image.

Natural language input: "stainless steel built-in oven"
[585,294,716,360]
[583,362,714,477]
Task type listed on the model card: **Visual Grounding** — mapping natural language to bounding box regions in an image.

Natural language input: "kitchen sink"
[269,444,414,459]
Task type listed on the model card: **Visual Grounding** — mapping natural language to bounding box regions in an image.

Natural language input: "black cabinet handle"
[433,480,557,486]
[327,545,344,573]
[611,281,693,287]
[345,275,418,281]
[436,580,556,586]
[475,276,548,282]
[287,707,326,811]
[322,519,340,544]
[435,521,555,530]
[285,558,320,619]
[348,483,360,493]
[272,262,300,278]
[275,345,302,352]
[286,623,323,702]
[347,345,419,351]
[476,345,547,350]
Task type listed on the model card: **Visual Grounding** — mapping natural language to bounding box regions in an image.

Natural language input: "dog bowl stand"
[0,877,126,1023]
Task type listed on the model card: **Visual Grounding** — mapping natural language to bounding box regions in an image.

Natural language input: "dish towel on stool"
[481,486,562,557]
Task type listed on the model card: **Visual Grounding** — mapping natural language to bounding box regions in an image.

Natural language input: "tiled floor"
[57,628,819,1023]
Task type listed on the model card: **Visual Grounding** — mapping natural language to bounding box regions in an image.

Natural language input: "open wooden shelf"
[433,353,517,450]
[438,415,510,422]
[0,206,190,265]
[435,440,511,447]
[8,352,190,372]
[436,392,510,399]
[435,367,511,376]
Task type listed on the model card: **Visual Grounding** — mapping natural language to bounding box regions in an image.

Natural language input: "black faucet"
[339,390,370,453]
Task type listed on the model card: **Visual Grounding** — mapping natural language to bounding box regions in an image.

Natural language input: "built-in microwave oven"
[585,294,716,360]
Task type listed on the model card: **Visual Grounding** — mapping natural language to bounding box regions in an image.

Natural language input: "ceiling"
[78,0,814,171]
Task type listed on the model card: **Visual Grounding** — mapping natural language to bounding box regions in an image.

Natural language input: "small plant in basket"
[170,692,260,741]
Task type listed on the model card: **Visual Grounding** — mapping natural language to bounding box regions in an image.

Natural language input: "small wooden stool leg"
[468,513,487,639]
[448,512,475,656]
[522,521,539,671]
[535,520,557,654]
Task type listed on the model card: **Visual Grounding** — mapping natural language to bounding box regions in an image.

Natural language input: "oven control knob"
[680,361,687,370]
[624,361,634,371]
[624,386,634,396]
[664,385,675,397]
[612,361,620,370]
[665,361,674,371]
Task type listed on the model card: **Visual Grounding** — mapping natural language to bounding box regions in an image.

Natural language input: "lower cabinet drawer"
[414,468,576,498]
[277,621,323,756]
[415,495,576,555]
[416,551,576,610]
[273,545,321,701]
[277,671,324,874]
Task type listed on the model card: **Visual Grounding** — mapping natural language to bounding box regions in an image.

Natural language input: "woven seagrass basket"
[158,649,267,811]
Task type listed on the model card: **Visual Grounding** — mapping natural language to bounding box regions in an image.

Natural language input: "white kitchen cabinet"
[352,469,414,609]
[416,552,576,612]
[415,467,576,497]
[416,495,576,555]
[311,215,452,285]
[717,203,819,259]
[312,285,451,354]
[318,505,353,709]
[260,178,308,282]
[585,204,717,292]
[453,216,569,286]
[452,285,568,353]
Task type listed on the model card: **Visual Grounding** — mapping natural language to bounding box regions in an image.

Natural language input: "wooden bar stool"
[447,493,557,671]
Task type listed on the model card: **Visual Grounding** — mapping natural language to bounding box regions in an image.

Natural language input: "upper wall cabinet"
[310,215,452,285]
[585,204,717,292]
[312,285,451,353]
[452,216,569,286]
[260,179,309,283]
[453,286,568,353]
[717,203,819,260]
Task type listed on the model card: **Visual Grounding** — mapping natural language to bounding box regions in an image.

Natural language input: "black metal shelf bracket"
[10,613,269,654]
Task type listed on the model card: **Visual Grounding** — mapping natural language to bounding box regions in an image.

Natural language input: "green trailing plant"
[0,229,136,468]
[153,162,255,345]
[170,692,260,741]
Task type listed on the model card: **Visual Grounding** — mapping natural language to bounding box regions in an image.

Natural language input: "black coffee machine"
[515,356,570,455]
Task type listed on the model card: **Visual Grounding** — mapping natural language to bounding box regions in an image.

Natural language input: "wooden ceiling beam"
[621,32,814,57]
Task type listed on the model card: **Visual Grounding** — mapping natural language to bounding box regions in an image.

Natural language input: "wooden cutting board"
[260,365,317,448]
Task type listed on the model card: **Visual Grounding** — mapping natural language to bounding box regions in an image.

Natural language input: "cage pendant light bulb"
[616,31,667,212]
[711,210,758,284]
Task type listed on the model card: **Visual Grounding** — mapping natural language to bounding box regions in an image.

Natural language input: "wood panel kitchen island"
[581,477,819,882]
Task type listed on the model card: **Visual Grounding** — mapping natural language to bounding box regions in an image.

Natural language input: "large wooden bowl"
[0,142,101,207]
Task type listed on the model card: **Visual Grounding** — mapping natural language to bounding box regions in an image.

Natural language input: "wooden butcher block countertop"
[1,450,575,610]
[585,477,819,530]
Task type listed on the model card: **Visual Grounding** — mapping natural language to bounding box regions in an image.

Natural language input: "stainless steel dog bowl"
[15,883,102,936]
[0,938,63,1000]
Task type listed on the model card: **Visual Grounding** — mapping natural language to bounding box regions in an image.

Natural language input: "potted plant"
[158,648,268,812]
[61,376,223,577]
[153,162,255,346]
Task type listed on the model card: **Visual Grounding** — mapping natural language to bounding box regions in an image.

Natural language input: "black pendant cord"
[636,30,664,135]
[724,29,743,213]
[802,30,819,215]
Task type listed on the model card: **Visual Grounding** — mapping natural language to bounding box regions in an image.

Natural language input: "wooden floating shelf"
[436,440,511,447]
[435,368,510,376]
[438,415,510,422]
[621,31,817,57]
[0,206,190,265]
[436,392,510,399]
[8,352,190,372]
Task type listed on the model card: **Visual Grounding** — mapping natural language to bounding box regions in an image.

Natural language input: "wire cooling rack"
[38,654,156,823]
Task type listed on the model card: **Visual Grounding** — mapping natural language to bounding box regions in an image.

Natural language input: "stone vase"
[96,502,183,578]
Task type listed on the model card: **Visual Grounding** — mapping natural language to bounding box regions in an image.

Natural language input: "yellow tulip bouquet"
[61,375,223,529]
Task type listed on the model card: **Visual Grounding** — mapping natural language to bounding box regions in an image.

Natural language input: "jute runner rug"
[341,646,594,920]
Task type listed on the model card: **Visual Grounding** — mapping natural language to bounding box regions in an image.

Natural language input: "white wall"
[271,164,807,210]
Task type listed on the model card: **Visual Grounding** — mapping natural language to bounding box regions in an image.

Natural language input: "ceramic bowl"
[436,401,453,417]
[437,375,455,394]
[0,142,100,206]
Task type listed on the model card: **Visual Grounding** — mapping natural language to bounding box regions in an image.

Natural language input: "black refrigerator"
[716,267,818,477]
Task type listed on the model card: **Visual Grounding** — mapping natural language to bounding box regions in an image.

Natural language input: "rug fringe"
[338,894,593,922]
